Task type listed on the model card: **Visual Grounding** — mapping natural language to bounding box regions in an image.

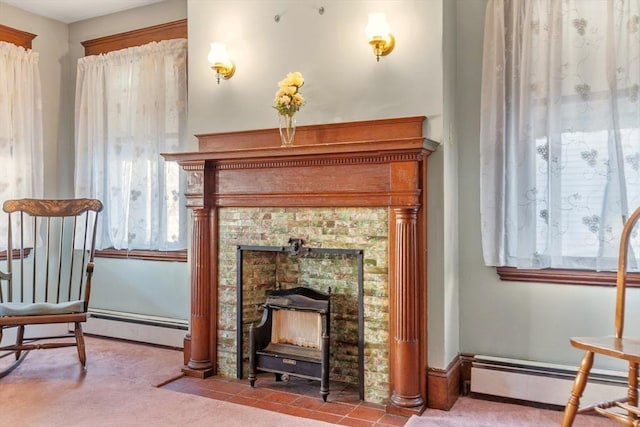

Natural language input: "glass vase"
[279,114,296,147]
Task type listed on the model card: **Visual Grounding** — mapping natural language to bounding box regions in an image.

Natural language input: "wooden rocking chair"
[562,206,640,426]
[0,198,103,378]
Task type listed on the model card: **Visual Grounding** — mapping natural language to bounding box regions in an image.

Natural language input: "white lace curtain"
[75,39,188,251]
[0,41,43,251]
[480,0,640,270]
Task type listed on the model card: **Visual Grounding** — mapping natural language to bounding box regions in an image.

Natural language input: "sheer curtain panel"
[480,0,640,271]
[0,41,44,251]
[75,39,188,251]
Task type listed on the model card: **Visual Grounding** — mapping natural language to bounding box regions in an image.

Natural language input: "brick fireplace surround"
[163,116,438,415]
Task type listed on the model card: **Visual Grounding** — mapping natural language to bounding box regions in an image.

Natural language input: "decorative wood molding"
[194,116,433,152]
[81,19,187,56]
[163,116,436,412]
[183,207,214,378]
[388,208,425,416]
[0,249,32,260]
[95,248,187,262]
[212,152,426,170]
[427,355,463,411]
[460,353,475,396]
[497,267,640,287]
[0,24,36,49]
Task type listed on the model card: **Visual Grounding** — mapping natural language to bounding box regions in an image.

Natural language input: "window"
[480,1,640,278]
[74,37,188,254]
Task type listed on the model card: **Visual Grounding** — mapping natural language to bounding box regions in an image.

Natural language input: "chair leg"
[0,325,29,379]
[627,363,639,422]
[74,322,86,367]
[561,351,594,427]
[15,325,24,360]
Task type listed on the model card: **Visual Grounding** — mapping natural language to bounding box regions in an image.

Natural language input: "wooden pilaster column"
[183,207,214,378]
[388,207,425,414]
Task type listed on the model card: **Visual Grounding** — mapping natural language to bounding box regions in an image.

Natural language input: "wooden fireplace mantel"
[162,116,437,415]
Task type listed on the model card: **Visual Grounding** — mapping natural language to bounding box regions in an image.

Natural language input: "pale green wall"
[187,0,444,139]
[0,0,190,321]
[0,0,454,366]
[6,0,618,375]
[186,0,450,369]
[455,0,635,372]
[0,3,69,197]
[67,0,190,320]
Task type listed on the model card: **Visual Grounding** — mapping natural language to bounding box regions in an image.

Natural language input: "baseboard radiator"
[83,309,188,349]
[471,355,627,407]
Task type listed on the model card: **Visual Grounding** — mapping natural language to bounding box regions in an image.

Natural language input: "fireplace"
[248,286,331,401]
[162,116,436,415]
[236,238,365,400]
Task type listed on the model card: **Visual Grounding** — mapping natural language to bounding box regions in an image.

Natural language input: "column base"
[182,365,215,379]
[386,399,426,417]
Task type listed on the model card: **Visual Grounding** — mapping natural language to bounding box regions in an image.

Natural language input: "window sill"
[95,248,187,262]
[0,249,31,260]
[497,267,640,287]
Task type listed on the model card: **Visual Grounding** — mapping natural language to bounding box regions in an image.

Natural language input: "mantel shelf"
[162,136,436,164]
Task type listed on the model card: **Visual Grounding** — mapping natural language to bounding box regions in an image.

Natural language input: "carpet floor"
[0,335,617,426]
[0,336,333,426]
[405,396,615,427]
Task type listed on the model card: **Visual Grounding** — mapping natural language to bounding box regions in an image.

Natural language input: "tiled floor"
[161,374,408,427]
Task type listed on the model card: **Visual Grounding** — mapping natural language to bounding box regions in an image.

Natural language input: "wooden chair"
[562,206,640,426]
[0,198,103,378]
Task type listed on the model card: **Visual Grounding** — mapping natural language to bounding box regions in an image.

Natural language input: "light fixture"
[365,13,395,62]
[208,42,235,84]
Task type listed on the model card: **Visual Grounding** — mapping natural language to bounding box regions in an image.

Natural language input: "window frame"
[497,267,640,287]
[95,248,186,262]
[82,19,188,263]
[0,24,36,49]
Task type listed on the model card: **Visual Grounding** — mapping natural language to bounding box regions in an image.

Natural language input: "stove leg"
[320,332,330,402]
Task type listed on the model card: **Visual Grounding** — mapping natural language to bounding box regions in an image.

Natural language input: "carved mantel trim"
[162,116,437,414]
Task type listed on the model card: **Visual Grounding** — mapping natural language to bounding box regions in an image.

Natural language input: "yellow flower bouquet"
[273,71,305,116]
[274,71,305,146]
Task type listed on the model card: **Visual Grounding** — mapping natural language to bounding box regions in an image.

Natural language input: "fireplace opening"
[236,238,364,399]
[248,286,331,400]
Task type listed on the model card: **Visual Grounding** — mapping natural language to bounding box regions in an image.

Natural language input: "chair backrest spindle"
[68,216,77,302]
[56,217,65,304]
[44,216,51,303]
[6,212,12,303]
[27,212,32,302]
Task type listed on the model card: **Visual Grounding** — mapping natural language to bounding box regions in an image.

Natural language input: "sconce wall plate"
[208,42,235,85]
[366,12,395,62]
[369,33,395,61]
[211,62,235,84]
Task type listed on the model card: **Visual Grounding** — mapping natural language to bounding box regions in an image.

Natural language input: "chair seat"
[571,336,640,363]
[0,300,84,317]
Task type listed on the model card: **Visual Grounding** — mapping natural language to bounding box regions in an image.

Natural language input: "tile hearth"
[161,374,408,426]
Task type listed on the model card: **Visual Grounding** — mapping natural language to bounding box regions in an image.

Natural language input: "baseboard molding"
[427,355,462,410]
[84,309,188,349]
[471,355,627,407]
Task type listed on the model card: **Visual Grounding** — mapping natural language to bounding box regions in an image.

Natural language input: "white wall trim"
[471,355,627,407]
[83,309,188,348]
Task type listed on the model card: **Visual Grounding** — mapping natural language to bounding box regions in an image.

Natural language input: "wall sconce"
[365,13,395,62]
[208,42,235,84]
